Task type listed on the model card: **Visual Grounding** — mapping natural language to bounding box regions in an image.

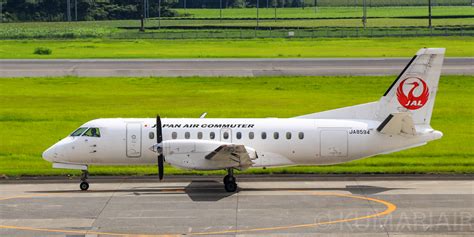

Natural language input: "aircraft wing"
[377,112,416,136]
[205,144,255,169]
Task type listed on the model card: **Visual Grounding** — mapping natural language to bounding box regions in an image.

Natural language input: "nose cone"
[149,143,162,153]
[42,146,56,162]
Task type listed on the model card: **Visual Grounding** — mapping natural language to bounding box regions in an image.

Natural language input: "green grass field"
[0,75,472,177]
[0,37,473,59]
[1,18,472,39]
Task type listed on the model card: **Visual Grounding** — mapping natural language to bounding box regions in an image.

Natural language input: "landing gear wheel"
[80,181,89,191]
[223,168,237,192]
[80,169,89,191]
[224,181,238,192]
[223,175,236,184]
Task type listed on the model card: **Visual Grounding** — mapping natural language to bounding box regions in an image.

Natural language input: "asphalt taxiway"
[0,58,472,77]
[0,176,473,236]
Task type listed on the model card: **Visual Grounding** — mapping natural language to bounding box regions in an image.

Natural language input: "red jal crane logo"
[396,77,430,110]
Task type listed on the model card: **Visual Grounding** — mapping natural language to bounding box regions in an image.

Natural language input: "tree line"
[2,0,176,22]
[2,0,309,22]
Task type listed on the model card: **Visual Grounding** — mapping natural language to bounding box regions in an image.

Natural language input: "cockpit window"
[83,127,101,137]
[70,127,87,136]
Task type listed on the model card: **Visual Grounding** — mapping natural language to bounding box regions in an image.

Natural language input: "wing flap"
[205,144,254,169]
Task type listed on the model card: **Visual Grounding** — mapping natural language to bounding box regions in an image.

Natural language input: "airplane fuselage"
[44,118,441,170]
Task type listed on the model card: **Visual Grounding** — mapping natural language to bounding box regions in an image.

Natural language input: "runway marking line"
[0,190,397,236]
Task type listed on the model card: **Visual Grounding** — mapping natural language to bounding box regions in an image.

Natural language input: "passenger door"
[126,123,142,158]
[320,130,348,158]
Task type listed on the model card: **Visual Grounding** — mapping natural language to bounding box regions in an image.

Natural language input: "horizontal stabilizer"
[377,112,416,136]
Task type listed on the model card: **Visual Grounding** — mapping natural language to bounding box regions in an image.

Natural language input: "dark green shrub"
[33,47,52,55]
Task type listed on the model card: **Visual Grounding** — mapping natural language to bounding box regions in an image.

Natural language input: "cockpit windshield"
[70,127,87,136]
[83,127,101,137]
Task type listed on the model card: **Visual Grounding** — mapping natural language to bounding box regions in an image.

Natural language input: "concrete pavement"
[1,176,473,236]
[1,58,472,77]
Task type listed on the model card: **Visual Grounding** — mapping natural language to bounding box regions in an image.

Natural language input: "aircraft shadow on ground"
[28,181,407,202]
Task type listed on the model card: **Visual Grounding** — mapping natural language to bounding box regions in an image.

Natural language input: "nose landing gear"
[223,168,238,192]
[80,170,89,191]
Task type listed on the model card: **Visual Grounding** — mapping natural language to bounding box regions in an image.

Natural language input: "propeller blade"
[156,115,162,144]
[156,115,164,180]
[158,154,164,180]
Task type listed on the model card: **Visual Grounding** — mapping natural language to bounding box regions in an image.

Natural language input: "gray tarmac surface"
[0,58,472,77]
[1,176,473,236]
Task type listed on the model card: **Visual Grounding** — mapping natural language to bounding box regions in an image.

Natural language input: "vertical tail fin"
[376,48,445,125]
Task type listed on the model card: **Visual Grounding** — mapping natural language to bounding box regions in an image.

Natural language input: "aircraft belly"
[165,153,230,170]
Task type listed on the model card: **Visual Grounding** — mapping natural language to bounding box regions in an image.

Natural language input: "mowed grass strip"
[1,37,473,59]
[174,6,474,19]
[0,75,472,176]
[0,19,472,39]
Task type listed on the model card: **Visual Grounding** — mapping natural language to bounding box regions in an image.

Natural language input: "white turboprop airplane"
[43,48,444,192]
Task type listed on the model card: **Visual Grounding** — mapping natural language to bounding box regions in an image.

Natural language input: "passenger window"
[185,132,190,139]
[286,132,292,139]
[236,132,242,139]
[299,132,304,139]
[82,128,100,137]
[223,132,229,139]
[149,132,154,139]
[249,132,254,139]
[197,132,203,139]
[210,132,215,139]
[261,132,267,139]
[71,127,87,136]
[273,132,279,139]
[172,132,177,139]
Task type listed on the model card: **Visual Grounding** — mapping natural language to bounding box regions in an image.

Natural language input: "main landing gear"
[80,170,89,191]
[223,168,238,192]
